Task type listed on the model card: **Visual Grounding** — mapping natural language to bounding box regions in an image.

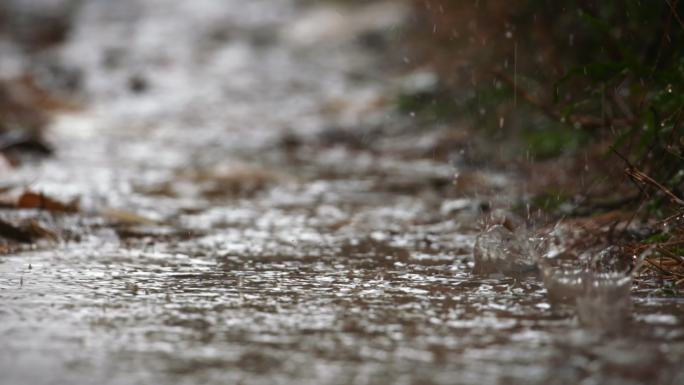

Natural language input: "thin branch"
[665,0,684,31]
[493,70,632,129]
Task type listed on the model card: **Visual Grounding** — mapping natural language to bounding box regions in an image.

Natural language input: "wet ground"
[1,1,684,384]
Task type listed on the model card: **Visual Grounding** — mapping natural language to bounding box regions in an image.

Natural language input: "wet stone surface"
[1,1,684,384]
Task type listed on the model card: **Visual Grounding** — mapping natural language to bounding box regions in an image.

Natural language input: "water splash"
[472,224,537,279]
[537,234,637,332]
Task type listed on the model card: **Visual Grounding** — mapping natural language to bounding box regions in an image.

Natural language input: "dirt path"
[1,1,683,384]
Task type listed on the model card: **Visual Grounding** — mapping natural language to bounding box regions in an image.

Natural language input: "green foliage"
[413,0,684,213]
[396,90,459,122]
[523,124,589,159]
[643,232,671,244]
[530,191,574,213]
[657,282,680,297]
[529,1,684,200]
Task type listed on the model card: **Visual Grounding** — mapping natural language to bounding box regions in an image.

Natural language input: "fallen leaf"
[17,191,78,212]
[0,218,32,243]
[101,208,157,225]
[23,219,58,241]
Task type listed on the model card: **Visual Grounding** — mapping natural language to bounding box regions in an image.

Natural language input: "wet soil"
[1,1,684,384]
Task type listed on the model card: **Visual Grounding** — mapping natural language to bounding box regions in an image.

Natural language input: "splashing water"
[472,224,538,279]
[537,235,637,331]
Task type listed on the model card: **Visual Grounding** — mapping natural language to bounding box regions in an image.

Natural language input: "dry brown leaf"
[17,191,78,212]
[0,218,32,243]
[23,219,58,241]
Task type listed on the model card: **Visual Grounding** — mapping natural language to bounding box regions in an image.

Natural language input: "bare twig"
[665,0,684,31]
[493,70,632,129]
[611,146,684,206]
[625,166,684,206]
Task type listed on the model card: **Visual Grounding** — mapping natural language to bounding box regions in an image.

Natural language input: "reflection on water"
[1,1,683,385]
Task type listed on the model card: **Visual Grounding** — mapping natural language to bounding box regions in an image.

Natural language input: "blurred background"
[3,0,683,219]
